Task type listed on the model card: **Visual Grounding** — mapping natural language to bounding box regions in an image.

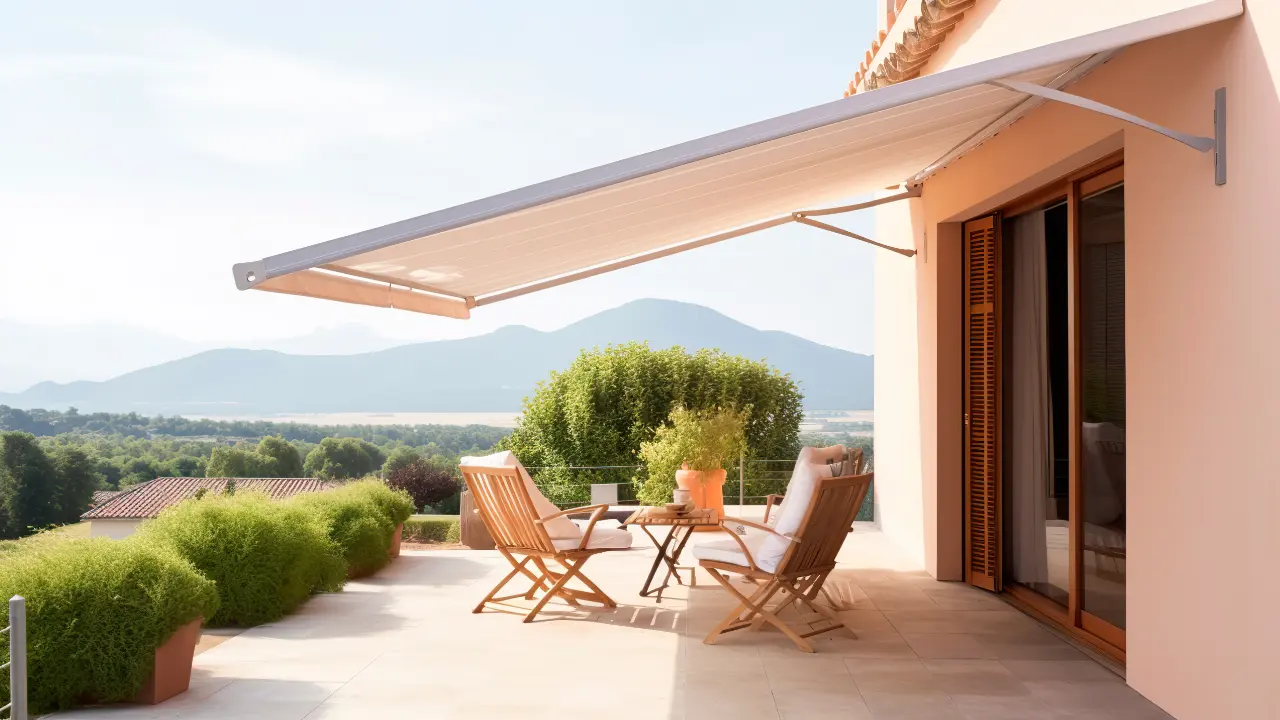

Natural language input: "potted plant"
[639,406,747,524]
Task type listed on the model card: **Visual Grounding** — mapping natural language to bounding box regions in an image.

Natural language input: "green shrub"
[137,492,344,627]
[344,478,415,526]
[402,515,460,543]
[637,406,748,506]
[0,535,218,714]
[291,480,411,577]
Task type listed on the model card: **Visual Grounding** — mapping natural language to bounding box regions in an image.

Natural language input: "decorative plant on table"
[637,405,748,512]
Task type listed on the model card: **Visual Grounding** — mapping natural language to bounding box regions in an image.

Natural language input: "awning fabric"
[233,0,1240,319]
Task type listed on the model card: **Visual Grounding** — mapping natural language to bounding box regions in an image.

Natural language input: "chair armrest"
[763,494,784,523]
[535,503,611,523]
[536,504,612,552]
[720,516,800,544]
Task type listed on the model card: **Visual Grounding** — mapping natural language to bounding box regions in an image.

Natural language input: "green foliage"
[402,515,460,543]
[637,406,748,505]
[381,446,422,478]
[303,438,386,480]
[47,445,100,525]
[257,435,303,478]
[2,405,509,455]
[137,493,345,626]
[0,535,218,714]
[291,480,409,577]
[387,459,459,512]
[205,446,275,478]
[501,343,802,506]
[0,432,57,537]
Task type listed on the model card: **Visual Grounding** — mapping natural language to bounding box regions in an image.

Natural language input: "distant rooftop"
[82,477,333,520]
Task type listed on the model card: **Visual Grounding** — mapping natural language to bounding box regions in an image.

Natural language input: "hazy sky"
[0,2,880,354]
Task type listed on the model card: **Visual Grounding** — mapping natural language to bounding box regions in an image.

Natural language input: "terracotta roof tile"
[846,0,975,96]
[82,477,334,520]
[89,489,122,508]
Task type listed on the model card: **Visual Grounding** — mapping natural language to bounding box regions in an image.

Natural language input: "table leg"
[639,526,678,600]
[667,525,697,588]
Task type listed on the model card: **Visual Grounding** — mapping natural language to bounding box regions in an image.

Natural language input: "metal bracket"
[792,186,920,257]
[990,80,1226,185]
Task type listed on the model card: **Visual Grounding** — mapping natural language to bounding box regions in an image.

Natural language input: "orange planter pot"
[675,468,726,531]
[135,617,202,705]
[389,522,403,558]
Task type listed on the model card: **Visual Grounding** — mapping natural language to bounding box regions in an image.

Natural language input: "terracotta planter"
[389,522,403,558]
[135,617,201,705]
[675,467,727,531]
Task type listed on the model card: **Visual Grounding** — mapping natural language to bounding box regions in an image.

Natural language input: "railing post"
[738,453,745,512]
[10,595,26,720]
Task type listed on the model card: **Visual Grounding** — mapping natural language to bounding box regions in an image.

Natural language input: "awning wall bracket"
[990,80,1226,185]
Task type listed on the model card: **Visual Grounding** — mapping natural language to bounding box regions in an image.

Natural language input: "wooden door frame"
[960,152,1127,663]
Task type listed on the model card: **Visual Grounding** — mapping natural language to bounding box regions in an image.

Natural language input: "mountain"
[0,320,409,392]
[0,300,872,413]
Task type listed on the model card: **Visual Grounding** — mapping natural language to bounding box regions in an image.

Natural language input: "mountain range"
[0,300,872,414]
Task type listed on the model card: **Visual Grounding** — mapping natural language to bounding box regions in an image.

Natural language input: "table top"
[624,507,719,526]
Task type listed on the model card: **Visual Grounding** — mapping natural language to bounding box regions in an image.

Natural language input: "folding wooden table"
[625,507,719,602]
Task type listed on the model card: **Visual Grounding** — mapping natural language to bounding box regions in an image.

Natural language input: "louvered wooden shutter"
[963,215,1000,592]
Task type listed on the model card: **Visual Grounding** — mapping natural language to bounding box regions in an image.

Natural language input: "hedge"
[137,492,345,627]
[291,479,414,578]
[0,535,218,714]
[402,515,460,543]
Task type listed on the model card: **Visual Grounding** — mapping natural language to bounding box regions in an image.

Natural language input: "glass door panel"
[1077,183,1126,630]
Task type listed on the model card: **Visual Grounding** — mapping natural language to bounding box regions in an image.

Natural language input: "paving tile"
[949,694,1066,719]
[922,659,1030,698]
[859,690,965,719]
[1002,660,1123,683]
[844,658,941,693]
[974,630,1090,661]
[1025,680,1173,718]
[901,633,996,659]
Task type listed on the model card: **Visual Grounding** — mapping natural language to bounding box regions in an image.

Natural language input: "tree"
[302,438,385,480]
[48,445,101,524]
[205,446,276,478]
[381,446,423,478]
[500,343,803,504]
[257,436,303,478]
[0,432,58,537]
[387,460,458,512]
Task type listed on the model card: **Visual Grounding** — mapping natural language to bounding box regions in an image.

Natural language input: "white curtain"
[1007,211,1052,584]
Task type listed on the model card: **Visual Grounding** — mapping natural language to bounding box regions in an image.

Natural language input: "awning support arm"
[792,216,918,257]
[991,80,1226,185]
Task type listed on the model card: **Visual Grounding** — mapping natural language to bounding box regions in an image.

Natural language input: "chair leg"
[474,554,537,614]
[532,557,580,606]
[523,557,597,623]
[704,568,815,653]
[778,575,854,640]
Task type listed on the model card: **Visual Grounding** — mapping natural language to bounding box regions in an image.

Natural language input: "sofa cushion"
[756,460,832,571]
[460,451,581,540]
[552,525,634,551]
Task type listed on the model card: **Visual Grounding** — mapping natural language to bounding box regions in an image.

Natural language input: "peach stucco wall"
[872,3,1278,717]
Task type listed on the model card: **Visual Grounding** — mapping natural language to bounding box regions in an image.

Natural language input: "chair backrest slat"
[778,472,872,576]
[460,465,556,553]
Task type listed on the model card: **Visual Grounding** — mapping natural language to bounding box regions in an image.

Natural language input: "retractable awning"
[232,0,1239,319]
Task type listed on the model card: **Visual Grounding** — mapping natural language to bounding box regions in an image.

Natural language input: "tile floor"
[51,522,1171,719]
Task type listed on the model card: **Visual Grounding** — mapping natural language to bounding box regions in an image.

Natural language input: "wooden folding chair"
[697,472,873,653]
[460,463,629,623]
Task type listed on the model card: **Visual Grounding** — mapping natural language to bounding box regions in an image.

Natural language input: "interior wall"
[871,7,1278,717]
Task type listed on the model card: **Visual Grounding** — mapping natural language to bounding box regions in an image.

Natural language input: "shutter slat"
[963,214,1000,592]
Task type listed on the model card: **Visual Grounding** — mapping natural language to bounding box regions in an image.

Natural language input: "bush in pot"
[637,406,748,510]
[138,492,345,627]
[0,534,218,714]
[292,479,414,577]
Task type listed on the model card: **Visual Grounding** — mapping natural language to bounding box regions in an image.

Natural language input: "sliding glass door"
[963,160,1126,658]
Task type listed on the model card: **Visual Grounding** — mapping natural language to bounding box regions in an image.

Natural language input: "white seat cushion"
[461,451,581,540]
[552,525,634,551]
[756,460,832,571]
[691,534,779,572]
